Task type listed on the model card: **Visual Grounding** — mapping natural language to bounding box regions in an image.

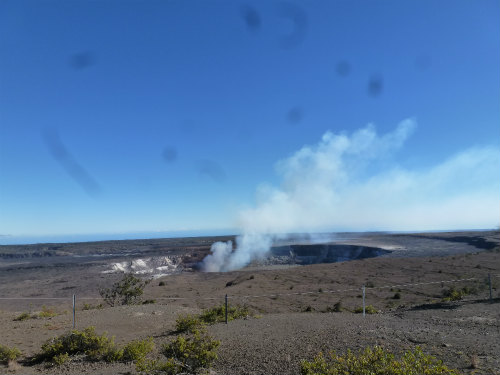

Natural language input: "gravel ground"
[209,300,500,375]
[8,299,499,375]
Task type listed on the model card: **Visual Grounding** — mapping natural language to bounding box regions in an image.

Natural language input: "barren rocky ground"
[0,231,499,374]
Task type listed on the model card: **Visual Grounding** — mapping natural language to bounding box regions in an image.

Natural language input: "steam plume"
[201,119,500,272]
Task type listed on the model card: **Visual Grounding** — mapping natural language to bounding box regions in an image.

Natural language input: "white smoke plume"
[201,119,500,272]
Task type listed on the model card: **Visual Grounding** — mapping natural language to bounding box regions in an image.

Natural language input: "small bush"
[35,326,121,364]
[354,305,378,314]
[142,299,156,305]
[82,303,103,311]
[39,306,58,318]
[122,337,155,362]
[136,329,219,374]
[0,344,22,364]
[14,307,58,321]
[442,286,471,302]
[332,302,342,312]
[100,274,150,307]
[392,292,401,300]
[136,357,179,374]
[158,281,166,286]
[13,312,32,321]
[199,304,249,324]
[162,330,219,373]
[300,346,458,375]
[365,281,375,288]
[53,353,69,365]
[175,314,203,334]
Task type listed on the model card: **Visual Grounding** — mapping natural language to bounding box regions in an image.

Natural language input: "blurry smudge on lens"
[69,51,95,70]
[162,147,178,163]
[336,61,351,77]
[42,128,101,197]
[241,4,261,31]
[367,74,383,97]
[287,106,303,124]
[197,159,226,183]
[276,2,307,49]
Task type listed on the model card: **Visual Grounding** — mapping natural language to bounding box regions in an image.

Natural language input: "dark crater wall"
[271,244,391,264]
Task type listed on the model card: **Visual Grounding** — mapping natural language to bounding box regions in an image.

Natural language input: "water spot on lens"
[197,160,226,183]
[336,61,351,77]
[241,4,261,32]
[161,147,177,163]
[162,147,178,163]
[42,128,101,197]
[276,2,307,49]
[69,51,95,70]
[367,75,383,97]
[287,107,303,124]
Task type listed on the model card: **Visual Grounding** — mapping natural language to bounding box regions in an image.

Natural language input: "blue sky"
[1,0,499,244]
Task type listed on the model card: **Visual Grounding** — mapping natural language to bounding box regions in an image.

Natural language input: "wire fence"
[1,273,498,328]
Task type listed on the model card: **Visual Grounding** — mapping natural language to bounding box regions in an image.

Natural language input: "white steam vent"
[103,256,182,277]
[201,119,500,272]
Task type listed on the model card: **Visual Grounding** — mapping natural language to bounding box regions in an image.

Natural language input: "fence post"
[72,294,76,329]
[488,273,492,302]
[225,294,228,324]
[362,285,366,318]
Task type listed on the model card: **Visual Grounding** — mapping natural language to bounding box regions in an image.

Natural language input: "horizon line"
[1,228,498,246]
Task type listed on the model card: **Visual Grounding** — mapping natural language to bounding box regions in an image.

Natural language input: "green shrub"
[136,330,219,375]
[38,306,58,318]
[175,314,203,333]
[0,344,22,364]
[442,286,471,302]
[14,306,58,321]
[325,301,343,313]
[174,304,250,334]
[100,274,150,307]
[163,330,219,373]
[35,326,121,364]
[122,337,155,362]
[393,292,401,300]
[354,305,378,314]
[300,346,458,375]
[136,357,179,375]
[82,303,104,311]
[158,281,166,286]
[142,299,156,305]
[199,304,249,324]
[53,353,69,365]
[13,312,32,321]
